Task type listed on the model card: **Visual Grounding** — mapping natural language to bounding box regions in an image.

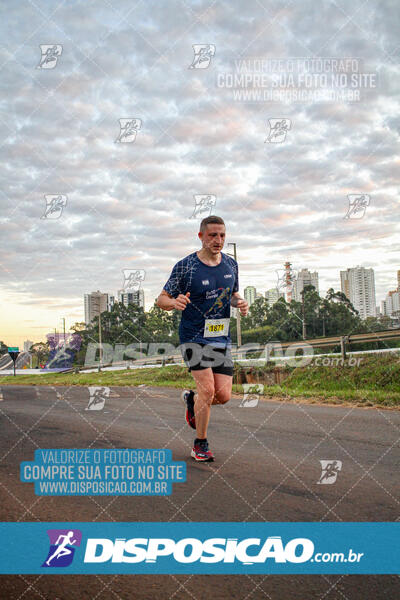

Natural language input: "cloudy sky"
[0,0,399,347]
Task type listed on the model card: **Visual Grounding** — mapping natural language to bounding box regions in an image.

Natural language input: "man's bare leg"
[190,368,215,439]
[212,372,233,405]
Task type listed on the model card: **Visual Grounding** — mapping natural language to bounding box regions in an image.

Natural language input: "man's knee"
[214,389,231,404]
[197,383,215,404]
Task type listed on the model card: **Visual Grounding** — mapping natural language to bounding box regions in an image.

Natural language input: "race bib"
[203,318,230,338]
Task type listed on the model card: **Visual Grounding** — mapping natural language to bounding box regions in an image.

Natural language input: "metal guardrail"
[276,328,400,350]
[75,328,400,371]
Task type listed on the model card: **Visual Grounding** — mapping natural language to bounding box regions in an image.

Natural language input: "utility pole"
[227,242,241,348]
[92,298,103,371]
[62,318,66,368]
[54,327,57,370]
[301,290,307,340]
[139,314,142,358]
[340,336,347,360]
[98,310,102,371]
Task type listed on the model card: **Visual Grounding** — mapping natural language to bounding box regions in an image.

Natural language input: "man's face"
[199,224,226,254]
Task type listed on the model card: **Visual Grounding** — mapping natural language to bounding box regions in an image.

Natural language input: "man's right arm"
[156,290,177,311]
[159,260,191,311]
[157,290,191,311]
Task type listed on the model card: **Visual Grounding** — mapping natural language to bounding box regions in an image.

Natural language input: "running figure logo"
[41,195,67,219]
[204,287,231,317]
[265,119,291,143]
[86,386,110,411]
[317,460,342,484]
[344,194,370,219]
[115,118,142,143]
[275,267,297,297]
[122,269,145,292]
[239,384,264,407]
[190,195,216,219]
[37,45,63,69]
[189,44,216,69]
[45,332,82,370]
[42,529,82,567]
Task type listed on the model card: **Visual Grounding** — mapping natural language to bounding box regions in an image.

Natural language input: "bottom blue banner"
[1,522,398,574]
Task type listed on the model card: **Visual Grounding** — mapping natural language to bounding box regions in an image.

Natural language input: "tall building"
[293,268,319,301]
[380,270,400,318]
[340,267,376,319]
[381,289,400,317]
[265,288,284,306]
[117,288,144,309]
[341,273,350,300]
[244,286,256,307]
[23,340,33,352]
[84,291,109,325]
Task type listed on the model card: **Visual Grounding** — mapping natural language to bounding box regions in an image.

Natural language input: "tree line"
[4,286,395,367]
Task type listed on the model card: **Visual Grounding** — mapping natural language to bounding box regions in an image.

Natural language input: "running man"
[45,531,77,566]
[157,216,248,461]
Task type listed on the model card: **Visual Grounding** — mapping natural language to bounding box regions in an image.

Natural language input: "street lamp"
[92,299,103,371]
[227,242,242,348]
[301,290,307,340]
[60,317,67,368]
[132,312,142,360]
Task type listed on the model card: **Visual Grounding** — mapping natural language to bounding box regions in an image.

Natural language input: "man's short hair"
[200,215,225,233]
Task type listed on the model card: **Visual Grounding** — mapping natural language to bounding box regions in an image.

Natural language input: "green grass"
[1,353,399,407]
[268,353,400,407]
[0,365,194,389]
[258,384,400,407]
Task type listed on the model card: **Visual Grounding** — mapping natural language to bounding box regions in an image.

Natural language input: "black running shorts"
[181,343,234,376]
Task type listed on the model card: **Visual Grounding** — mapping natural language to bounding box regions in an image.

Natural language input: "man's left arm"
[231,291,249,316]
[230,293,240,307]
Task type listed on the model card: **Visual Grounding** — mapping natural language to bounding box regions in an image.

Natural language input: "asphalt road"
[0,385,399,599]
